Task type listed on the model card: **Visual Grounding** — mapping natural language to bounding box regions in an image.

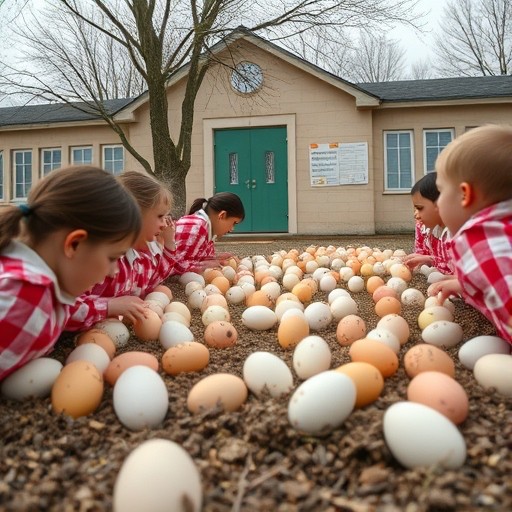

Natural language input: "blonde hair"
[119,171,172,212]
[437,124,512,204]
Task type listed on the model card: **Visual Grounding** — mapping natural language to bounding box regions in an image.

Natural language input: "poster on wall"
[309,142,368,186]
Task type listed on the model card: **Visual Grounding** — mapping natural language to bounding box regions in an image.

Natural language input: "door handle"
[245,179,257,189]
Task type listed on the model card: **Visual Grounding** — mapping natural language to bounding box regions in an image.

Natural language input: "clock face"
[231,62,263,94]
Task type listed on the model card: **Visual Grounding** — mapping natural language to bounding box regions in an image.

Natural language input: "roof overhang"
[374,96,512,109]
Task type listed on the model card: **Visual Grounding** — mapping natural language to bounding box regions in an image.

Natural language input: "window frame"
[423,128,454,174]
[41,147,62,177]
[12,149,33,201]
[383,130,414,192]
[71,145,93,166]
[102,144,124,175]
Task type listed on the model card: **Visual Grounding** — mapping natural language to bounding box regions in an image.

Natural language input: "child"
[173,192,245,273]
[430,124,512,343]
[0,166,141,380]
[403,172,453,275]
[65,171,176,331]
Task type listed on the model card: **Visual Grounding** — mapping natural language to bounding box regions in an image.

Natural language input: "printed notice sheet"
[309,142,368,186]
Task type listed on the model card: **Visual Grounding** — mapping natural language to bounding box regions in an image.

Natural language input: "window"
[41,148,62,177]
[13,150,32,199]
[71,146,93,165]
[103,145,124,175]
[423,129,454,173]
[0,151,3,200]
[384,131,414,191]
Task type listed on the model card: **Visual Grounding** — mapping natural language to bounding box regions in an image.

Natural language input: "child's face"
[135,197,171,249]
[436,164,470,235]
[212,211,242,237]
[411,191,443,229]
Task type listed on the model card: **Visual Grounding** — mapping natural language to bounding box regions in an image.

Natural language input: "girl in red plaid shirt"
[404,172,454,275]
[65,171,176,332]
[173,192,245,274]
[431,125,512,344]
[0,166,141,380]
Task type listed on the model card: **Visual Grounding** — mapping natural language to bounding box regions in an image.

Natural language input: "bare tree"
[2,0,422,214]
[410,59,436,79]
[434,0,512,76]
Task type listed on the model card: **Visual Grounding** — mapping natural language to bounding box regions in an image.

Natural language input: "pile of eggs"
[2,244,512,507]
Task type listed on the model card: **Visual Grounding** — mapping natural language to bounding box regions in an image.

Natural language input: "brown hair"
[189,192,245,220]
[436,124,512,204]
[119,171,172,212]
[0,166,141,251]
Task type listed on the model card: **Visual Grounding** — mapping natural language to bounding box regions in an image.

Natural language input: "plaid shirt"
[415,222,453,274]
[0,241,75,380]
[449,199,512,343]
[65,242,176,332]
[173,210,216,274]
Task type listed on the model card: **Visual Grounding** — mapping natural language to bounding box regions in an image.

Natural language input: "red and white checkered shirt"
[414,222,430,255]
[449,199,512,344]
[65,242,177,332]
[414,222,453,274]
[173,210,216,274]
[0,241,76,380]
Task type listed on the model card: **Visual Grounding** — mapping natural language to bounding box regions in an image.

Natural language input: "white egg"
[239,282,256,298]
[237,275,255,286]
[339,267,355,282]
[421,320,464,349]
[188,289,207,310]
[347,275,365,293]
[179,272,205,287]
[225,286,246,305]
[94,319,130,347]
[164,301,191,322]
[243,352,293,398]
[1,358,63,400]
[159,320,194,349]
[184,280,204,297]
[242,306,278,330]
[65,344,110,374]
[201,305,230,326]
[221,265,236,282]
[312,267,330,282]
[420,264,436,277]
[401,288,426,308]
[366,328,401,354]
[417,306,454,330]
[329,296,358,321]
[293,336,332,379]
[427,271,446,284]
[113,366,168,430]
[275,300,304,321]
[144,291,171,309]
[304,302,333,331]
[161,311,190,326]
[474,354,512,396]
[330,258,345,271]
[280,308,306,322]
[288,371,356,435]
[327,288,351,304]
[113,439,202,512]
[267,264,283,280]
[383,401,466,469]
[261,281,282,301]
[372,262,386,276]
[458,335,511,370]
[282,273,301,291]
[377,314,410,345]
[319,274,338,293]
[204,284,221,296]
[386,277,408,296]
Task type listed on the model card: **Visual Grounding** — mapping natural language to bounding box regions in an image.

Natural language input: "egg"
[330,296,359,321]
[347,275,365,293]
[204,321,238,348]
[288,371,356,435]
[113,365,168,430]
[383,401,466,469]
[1,358,63,400]
[474,354,512,396]
[458,335,511,370]
[162,342,210,375]
[51,360,104,418]
[319,273,337,292]
[200,293,228,313]
[375,296,401,317]
[104,351,159,386]
[278,314,310,349]
[421,320,464,349]
[225,285,246,304]
[366,328,400,354]
[144,291,171,309]
[133,309,162,342]
[327,288,351,304]
[418,306,454,330]
[75,329,116,359]
[336,314,366,346]
[401,288,426,308]
[187,373,248,413]
[291,282,314,303]
[349,338,399,378]
[152,284,173,300]
[275,299,304,321]
[159,320,194,349]
[372,285,398,303]
[293,335,332,379]
[366,276,385,294]
[335,361,384,408]
[243,352,294,398]
[188,289,207,309]
[242,306,278,330]
[164,301,191,322]
[113,439,202,512]
[386,277,408,296]
[376,314,410,345]
[246,289,274,308]
[161,311,190,326]
[304,302,333,331]
[403,344,455,378]
[261,281,282,301]
[201,305,230,326]
[185,280,204,297]
[211,275,230,294]
[65,343,110,375]
[389,263,412,282]
[94,319,130,347]
[407,371,469,424]
[179,271,205,287]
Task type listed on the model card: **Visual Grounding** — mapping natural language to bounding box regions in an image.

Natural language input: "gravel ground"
[1,234,512,512]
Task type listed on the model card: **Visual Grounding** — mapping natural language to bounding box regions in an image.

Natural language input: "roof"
[0,98,136,128]
[357,75,512,102]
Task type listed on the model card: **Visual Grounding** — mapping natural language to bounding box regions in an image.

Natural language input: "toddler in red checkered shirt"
[430,124,512,344]
[0,166,141,380]
[173,192,245,274]
[404,172,453,275]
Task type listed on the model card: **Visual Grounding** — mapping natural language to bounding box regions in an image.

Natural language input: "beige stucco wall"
[371,102,512,233]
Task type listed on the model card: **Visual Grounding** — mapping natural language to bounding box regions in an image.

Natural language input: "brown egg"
[204,321,238,348]
[133,309,162,342]
[203,268,223,284]
[51,360,103,418]
[372,285,398,303]
[336,315,366,346]
[278,315,310,349]
[276,292,301,305]
[403,344,455,378]
[336,362,384,408]
[211,275,230,295]
[349,338,399,378]
[162,342,210,376]
[200,293,229,313]
[291,283,313,303]
[377,314,410,345]
[75,329,116,359]
[152,284,173,300]
[104,351,159,386]
[375,296,402,317]
[366,276,385,295]
[164,301,192,323]
[246,290,274,308]
[187,373,248,413]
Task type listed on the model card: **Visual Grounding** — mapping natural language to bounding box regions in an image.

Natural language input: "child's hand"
[107,296,148,325]
[427,278,463,303]
[403,253,433,270]
[216,252,239,266]
[161,215,176,251]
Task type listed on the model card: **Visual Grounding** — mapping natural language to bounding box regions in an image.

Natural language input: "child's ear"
[218,210,227,220]
[64,229,88,257]
[460,182,474,208]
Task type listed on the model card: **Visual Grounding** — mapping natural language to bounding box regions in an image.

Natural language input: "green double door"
[214,126,288,233]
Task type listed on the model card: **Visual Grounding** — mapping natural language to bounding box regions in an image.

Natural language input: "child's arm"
[427,278,463,303]
[403,252,434,270]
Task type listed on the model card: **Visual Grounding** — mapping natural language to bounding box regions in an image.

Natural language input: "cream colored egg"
[185,280,204,297]
[304,302,333,331]
[94,319,130,347]
[293,335,331,379]
[242,305,278,330]
[275,299,304,321]
[164,301,191,322]
[377,314,410,345]
[144,291,171,309]
[386,277,408,296]
[424,296,456,315]
[330,296,358,321]
[201,305,230,326]
[458,335,511,370]
[366,328,400,354]
[188,289,207,310]
[427,271,446,284]
[203,284,222,296]
[347,276,365,293]
[421,320,464,349]
[179,272,205,287]
[159,320,194,349]
[225,285,246,305]
[261,281,282,301]
[319,273,338,293]
[401,288,426,308]
[418,306,454,330]
[243,352,294,398]
[327,288,351,304]
[161,311,190,327]
[474,354,512,396]
[389,263,412,282]
[65,343,110,375]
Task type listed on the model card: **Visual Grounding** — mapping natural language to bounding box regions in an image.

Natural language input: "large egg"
[377,314,410,345]
[474,354,512,396]
[349,338,399,378]
[201,305,230,326]
[162,342,209,376]
[242,306,278,330]
[204,321,238,348]
[417,306,454,330]
[104,352,159,386]
[336,314,366,346]
[458,335,511,370]
[293,335,331,379]
[304,302,333,331]
[243,352,293,398]
[278,314,310,349]
[403,344,455,378]
[65,343,110,375]
[133,309,162,342]
[335,362,384,408]
[159,320,194,349]
[94,319,130,347]
[75,329,116,359]
[421,320,464,349]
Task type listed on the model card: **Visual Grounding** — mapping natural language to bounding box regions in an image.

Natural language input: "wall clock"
[231,62,263,94]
